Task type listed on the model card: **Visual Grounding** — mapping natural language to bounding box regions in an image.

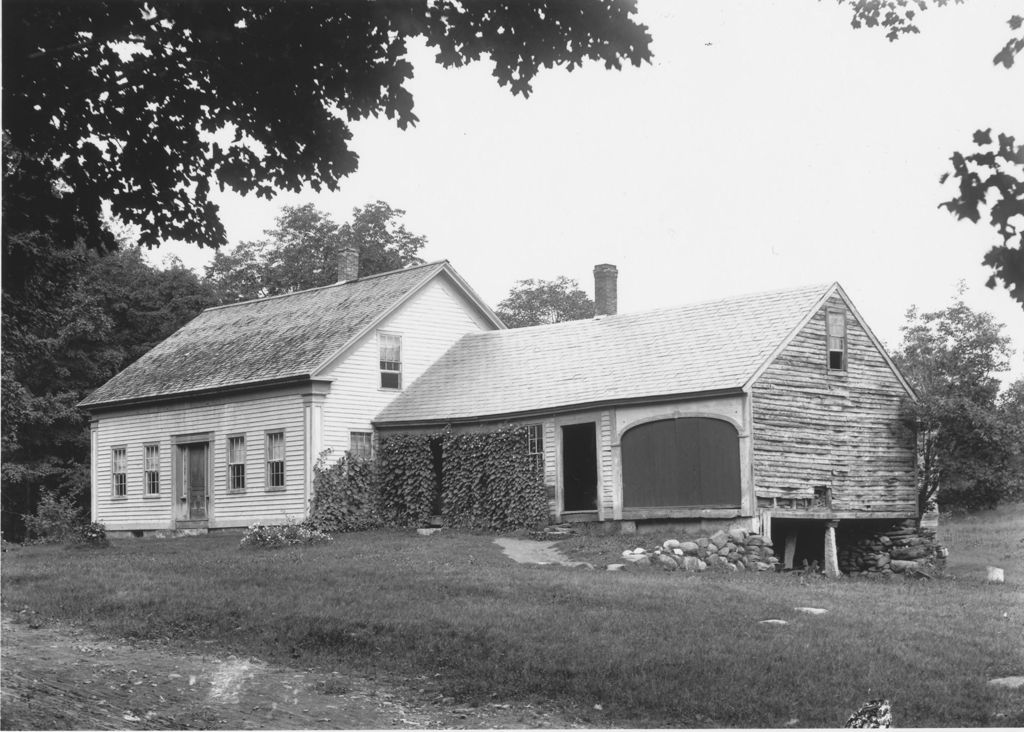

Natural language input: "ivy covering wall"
[307,451,380,532]
[440,428,548,530]
[311,426,549,532]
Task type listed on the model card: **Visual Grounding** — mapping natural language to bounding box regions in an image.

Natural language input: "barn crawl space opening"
[770,519,827,570]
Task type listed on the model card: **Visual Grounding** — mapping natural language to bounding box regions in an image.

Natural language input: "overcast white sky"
[151,0,1024,383]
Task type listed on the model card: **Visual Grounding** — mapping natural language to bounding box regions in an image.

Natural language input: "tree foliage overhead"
[893,289,1019,512]
[204,202,426,303]
[837,1,1024,305]
[495,276,595,328]
[2,1,652,252]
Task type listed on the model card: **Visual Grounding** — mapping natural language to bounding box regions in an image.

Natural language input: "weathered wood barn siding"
[92,390,307,530]
[319,277,494,458]
[750,294,917,516]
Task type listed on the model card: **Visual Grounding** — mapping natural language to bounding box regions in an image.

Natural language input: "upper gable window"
[827,310,847,371]
[379,333,402,389]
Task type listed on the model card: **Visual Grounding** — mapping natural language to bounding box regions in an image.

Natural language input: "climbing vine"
[441,426,548,531]
[375,434,436,527]
[308,450,381,533]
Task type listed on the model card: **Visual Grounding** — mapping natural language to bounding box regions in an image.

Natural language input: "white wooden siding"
[93,393,306,530]
[320,277,493,460]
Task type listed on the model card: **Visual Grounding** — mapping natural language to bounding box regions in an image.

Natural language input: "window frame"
[227,434,246,493]
[265,430,286,491]
[826,308,847,372]
[348,431,374,460]
[143,443,160,496]
[378,331,403,390]
[527,423,544,477]
[111,445,127,499]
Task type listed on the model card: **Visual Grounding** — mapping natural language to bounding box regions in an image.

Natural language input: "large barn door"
[622,417,740,508]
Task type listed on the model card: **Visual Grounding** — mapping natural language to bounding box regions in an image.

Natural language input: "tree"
[495,277,595,328]
[204,202,426,303]
[2,2,652,253]
[893,290,1017,512]
[838,2,1024,305]
[997,377,1024,504]
[1,241,215,541]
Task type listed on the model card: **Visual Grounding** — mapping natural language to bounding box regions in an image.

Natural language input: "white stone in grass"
[663,539,681,550]
[987,566,1005,583]
[633,547,646,554]
[794,607,828,615]
[759,619,789,626]
[606,564,626,571]
[417,528,441,536]
[988,676,1024,689]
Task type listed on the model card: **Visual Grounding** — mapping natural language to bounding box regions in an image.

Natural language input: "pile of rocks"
[619,528,779,573]
[837,520,944,577]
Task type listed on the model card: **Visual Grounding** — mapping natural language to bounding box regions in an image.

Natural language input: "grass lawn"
[3,506,1023,728]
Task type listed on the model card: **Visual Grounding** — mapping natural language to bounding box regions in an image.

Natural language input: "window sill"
[111,496,128,501]
[226,489,247,495]
[265,486,287,493]
[143,493,163,499]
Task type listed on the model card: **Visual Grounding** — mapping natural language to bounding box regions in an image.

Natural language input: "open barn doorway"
[771,519,826,570]
[561,422,597,512]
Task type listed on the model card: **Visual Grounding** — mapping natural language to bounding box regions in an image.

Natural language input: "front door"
[185,444,208,520]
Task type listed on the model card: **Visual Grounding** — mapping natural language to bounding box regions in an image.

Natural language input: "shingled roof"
[81,261,496,410]
[374,282,840,426]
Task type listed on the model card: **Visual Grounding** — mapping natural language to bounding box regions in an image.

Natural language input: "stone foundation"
[620,527,780,572]
[837,519,944,577]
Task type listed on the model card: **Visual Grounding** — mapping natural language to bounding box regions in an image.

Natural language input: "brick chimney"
[593,263,618,316]
[337,245,359,283]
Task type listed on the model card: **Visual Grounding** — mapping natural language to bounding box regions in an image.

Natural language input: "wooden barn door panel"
[696,419,741,506]
[622,417,740,508]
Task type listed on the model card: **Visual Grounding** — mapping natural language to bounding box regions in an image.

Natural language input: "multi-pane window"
[111,447,127,497]
[266,432,285,489]
[379,333,402,389]
[527,424,544,476]
[827,310,847,371]
[349,431,373,460]
[228,436,246,493]
[144,444,160,494]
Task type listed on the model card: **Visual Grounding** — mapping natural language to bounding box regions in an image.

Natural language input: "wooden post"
[784,533,796,569]
[824,520,841,578]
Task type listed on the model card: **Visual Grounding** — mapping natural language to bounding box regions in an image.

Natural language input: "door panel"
[187,444,208,520]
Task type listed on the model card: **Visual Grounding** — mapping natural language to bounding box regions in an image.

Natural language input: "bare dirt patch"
[1,615,582,730]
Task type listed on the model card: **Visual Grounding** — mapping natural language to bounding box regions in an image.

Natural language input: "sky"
[149,0,1024,383]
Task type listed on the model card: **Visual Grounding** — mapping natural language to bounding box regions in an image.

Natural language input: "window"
[144,444,160,494]
[111,447,127,497]
[349,431,373,460]
[527,424,544,476]
[379,333,402,389]
[227,436,246,492]
[827,310,847,370]
[266,432,285,489]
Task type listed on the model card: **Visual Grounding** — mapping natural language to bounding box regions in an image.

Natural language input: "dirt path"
[1,615,583,730]
[492,538,593,568]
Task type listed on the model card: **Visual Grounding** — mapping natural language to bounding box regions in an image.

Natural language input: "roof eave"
[79,375,328,413]
[373,386,746,430]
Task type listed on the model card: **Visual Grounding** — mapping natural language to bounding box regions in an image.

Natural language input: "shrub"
[240,519,332,549]
[72,522,109,548]
[308,451,381,532]
[23,490,83,544]
[376,434,437,527]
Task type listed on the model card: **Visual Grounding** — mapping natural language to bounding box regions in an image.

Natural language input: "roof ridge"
[202,260,449,312]
[480,281,838,337]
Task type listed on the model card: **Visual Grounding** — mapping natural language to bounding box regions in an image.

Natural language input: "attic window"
[827,310,846,371]
[379,333,402,389]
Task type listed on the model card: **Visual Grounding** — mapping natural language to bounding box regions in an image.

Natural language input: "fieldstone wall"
[837,519,945,577]
[620,528,780,572]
